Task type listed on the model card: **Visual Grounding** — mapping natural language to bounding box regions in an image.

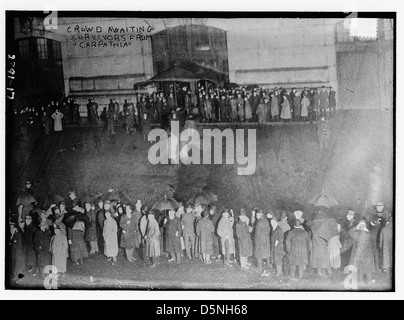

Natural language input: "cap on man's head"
[347,210,355,216]
[377,201,384,206]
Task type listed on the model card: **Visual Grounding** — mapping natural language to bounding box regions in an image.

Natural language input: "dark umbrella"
[16,190,37,206]
[102,189,132,204]
[246,84,260,91]
[43,194,64,208]
[309,193,339,208]
[188,186,218,206]
[224,82,239,90]
[152,196,179,212]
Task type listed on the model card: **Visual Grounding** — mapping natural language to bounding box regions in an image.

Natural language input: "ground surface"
[7,109,394,290]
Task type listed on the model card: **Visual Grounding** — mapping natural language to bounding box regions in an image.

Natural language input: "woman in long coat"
[146,211,161,267]
[254,211,271,274]
[300,94,310,120]
[235,214,252,271]
[244,97,252,122]
[51,226,68,276]
[256,99,268,127]
[293,93,301,120]
[120,205,139,262]
[85,203,98,255]
[270,93,279,121]
[270,219,285,276]
[24,215,37,273]
[103,211,119,263]
[217,211,236,266]
[379,218,393,272]
[9,222,25,281]
[51,109,64,132]
[285,219,312,279]
[196,210,215,264]
[280,95,291,121]
[164,210,182,264]
[69,220,88,265]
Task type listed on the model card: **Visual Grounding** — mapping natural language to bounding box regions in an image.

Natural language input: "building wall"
[225,19,338,90]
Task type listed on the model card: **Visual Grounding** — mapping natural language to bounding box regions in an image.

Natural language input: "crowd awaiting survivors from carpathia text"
[9,179,392,289]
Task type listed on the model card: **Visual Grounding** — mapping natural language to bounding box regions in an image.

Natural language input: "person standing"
[244,97,253,122]
[141,113,151,142]
[256,98,268,128]
[328,224,342,271]
[329,87,337,118]
[85,202,99,255]
[379,215,393,274]
[254,210,271,275]
[319,86,329,119]
[235,212,253,271]
[103,210,119,263]
[285,219,312,279]
[318,117,331,150]
[50,225,68,278]
[165,209,182,264]
[68,219,89,265]
[308,209,338,277]
[182,204,196,260]
[132,200,143,258]
[9,221,25,282]
[300,93,310,121]
[270,219,285,277]
[23,215,37,273]
[293,91,301,121]
[196,210,215,264]
[120,204,138,262]
[280,94,291,122]
[34,222,52,278]
[107,99,117,134]
[217,210,236,266]
[236,93,244,122]
[347,220,377,287]
[51,109,64,133]
[270,92,279,122]
[146,211,161,267]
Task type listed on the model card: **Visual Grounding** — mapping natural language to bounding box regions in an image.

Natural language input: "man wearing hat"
[9,220,25,283]
[254,210,271,275]
[318,116,331,150]
[319,86,329,119]
[33,221,52,278]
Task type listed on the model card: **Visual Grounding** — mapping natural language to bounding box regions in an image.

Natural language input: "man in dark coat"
[254,210,271,275]
[235,213,253,271]
[107,99,117,134]
[196,210,215,264]
[319,86,329,119]
[285,219,312,279]
[34,222,52,277]
[9,221,25,282]
[23,215,37,273]
[86,99,93,124]
[270,219,285,277]
[329,87,336,118]
[120,204,139,262]
[165,210,182,264]
[182,205,196,260]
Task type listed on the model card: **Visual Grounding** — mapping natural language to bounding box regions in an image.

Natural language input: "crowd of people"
[12,83,337,140]
[9,180,392,289]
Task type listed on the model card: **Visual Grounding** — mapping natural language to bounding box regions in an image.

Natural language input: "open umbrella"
[16,190,37,206]
[43,194,64,208]
[246,84,260,91]
[152,195,179,212]
[187,186,218,206]
[308,193,339,208]
[102,189,132,204]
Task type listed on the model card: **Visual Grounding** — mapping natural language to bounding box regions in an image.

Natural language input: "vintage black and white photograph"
[3,9,395,293]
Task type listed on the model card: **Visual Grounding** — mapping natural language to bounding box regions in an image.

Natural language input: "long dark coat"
[132,210,142,248]
[271,226,285,265]
[348,229,376,275]
[34,228,52,269]
[10,230,25,277]
[24,223,37,266]
[254,217,271,259]
[379,224,393,269]
[286,227,312,266]
[69,228,89,261]
[196,217,214,255]
[235,219,252,258]
[120,214,139,249]
[85,209,98,242]
[165,217,182,254]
